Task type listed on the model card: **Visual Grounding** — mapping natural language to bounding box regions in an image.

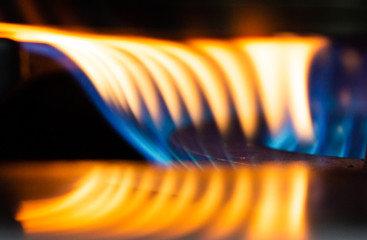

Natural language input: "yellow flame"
[13,162,309,240]
[238,38,327,140]
[287,41,326,141]
[191,39,257,138]
[0,23,327,140]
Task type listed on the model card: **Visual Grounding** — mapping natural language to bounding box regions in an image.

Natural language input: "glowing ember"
[13,162,309,240]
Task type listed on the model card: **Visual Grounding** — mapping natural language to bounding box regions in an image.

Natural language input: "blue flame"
[21,42,176,164]
[265,44,367,159]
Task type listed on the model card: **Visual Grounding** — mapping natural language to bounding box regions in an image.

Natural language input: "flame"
[14,162,309,240]
[238,38,327,140]
[191,39,257,138]
[0,23,327,161]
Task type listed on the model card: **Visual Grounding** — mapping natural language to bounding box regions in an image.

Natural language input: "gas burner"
[170,122,366,168]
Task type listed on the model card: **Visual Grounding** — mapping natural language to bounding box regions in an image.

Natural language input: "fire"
[13,162,309,240]
[0,23,327,162]
[238,38,326,140]
[191,39,257,138]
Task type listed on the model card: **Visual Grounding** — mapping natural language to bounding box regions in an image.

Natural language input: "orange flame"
[12,162,309,240]
[0,23,326,140]
[238,38,326,140]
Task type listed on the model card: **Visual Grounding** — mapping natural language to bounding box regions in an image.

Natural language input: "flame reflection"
[0,23,327,163]
[13,162,309,240]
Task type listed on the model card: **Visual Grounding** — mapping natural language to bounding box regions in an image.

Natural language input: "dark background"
[1,0,367,38]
